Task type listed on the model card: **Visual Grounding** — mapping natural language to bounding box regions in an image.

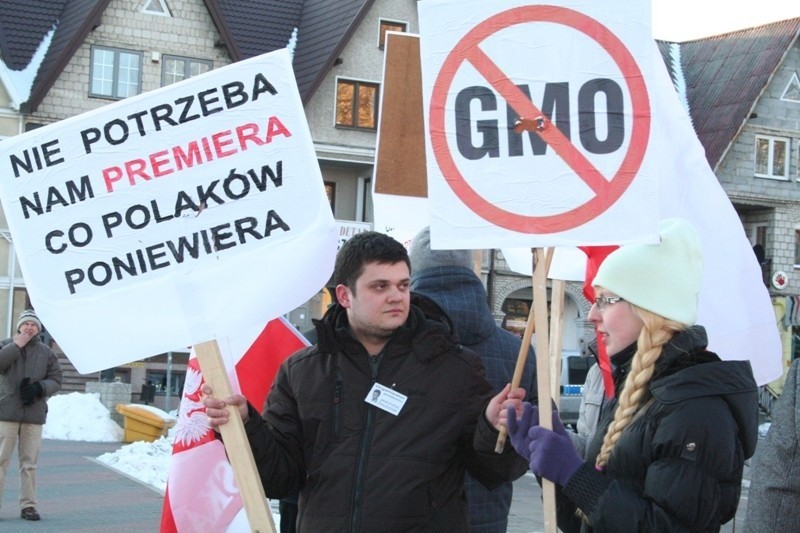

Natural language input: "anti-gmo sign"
[419,0,659,248]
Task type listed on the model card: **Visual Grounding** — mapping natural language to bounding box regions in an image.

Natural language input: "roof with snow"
[0,0,375,110]
[657,18,800,169]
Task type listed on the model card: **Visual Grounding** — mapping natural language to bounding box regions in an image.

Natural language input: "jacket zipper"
[350,352,382,532]
[333,375,343,438]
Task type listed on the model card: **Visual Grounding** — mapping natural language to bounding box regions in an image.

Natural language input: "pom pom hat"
[409,226,473,272]
[17,309,42,332]
[593,219,703,326]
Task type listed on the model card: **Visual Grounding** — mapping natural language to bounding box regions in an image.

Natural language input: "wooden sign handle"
[195,340,276,533]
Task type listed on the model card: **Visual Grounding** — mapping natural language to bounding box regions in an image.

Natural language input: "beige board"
[374,33,427,198]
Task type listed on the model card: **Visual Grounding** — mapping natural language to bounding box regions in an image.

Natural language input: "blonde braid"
[595,307,685,469]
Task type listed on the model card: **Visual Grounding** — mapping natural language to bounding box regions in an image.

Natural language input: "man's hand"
[485,383,526,430]
[12,331,35,348]
[201,384,250,428]
[20,378,44,406]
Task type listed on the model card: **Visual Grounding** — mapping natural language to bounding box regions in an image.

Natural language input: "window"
[142,0,171,16]
[324,181,336,213]
[336,79,379,130]
[755,135,789,179]
[90,46,142,99]
[161,55,212,86]
[379,19,407,49]
[145,370,185,397]
[781,72,800,103]
[795,230,800,267]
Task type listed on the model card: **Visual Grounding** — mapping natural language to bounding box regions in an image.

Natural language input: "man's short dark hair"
[333,232,410,289]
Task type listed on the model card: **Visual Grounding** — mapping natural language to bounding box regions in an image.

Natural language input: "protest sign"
[372,32,430,249]
[419,0,659,248]
[0,49,337,374]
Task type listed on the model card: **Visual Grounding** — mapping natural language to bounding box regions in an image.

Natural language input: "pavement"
[0,410,768,532]
[1,440,163,531]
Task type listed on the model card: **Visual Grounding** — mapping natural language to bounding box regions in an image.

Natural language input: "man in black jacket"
[204,231,528,532]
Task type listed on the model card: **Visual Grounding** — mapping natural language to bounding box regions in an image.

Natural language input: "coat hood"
[410,266,496,348]
[649,327,759,457]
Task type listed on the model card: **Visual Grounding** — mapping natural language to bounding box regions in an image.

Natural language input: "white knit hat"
[17,309,42,332]
[593,218,703,325]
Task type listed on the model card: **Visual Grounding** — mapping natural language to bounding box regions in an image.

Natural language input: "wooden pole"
[195,340,276,533]
[549,279,566,404]
[531,248,557,533]
[494,247,552,452]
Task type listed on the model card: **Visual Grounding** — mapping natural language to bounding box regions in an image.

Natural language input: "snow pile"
[43,392,124,442]
[97,435,174,493]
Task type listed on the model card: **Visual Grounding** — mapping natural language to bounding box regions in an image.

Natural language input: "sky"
[652,0,800,41]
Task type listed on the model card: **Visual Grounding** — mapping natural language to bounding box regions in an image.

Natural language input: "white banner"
[419,0,659,248]
[0,49,337,373]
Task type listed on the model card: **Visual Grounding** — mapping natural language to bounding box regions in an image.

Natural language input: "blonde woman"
[506,219,758,531]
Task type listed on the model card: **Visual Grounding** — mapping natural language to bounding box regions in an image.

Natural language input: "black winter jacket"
[243,294,528,532]
[561,326,758,532]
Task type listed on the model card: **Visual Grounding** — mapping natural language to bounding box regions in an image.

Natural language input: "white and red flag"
[160,317,308,532]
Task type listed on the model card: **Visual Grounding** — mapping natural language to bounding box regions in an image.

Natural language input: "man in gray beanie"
[410,226,536,533]
[0,309,62,521]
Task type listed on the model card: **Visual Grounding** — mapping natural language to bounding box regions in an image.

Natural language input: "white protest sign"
[502,40,783,386]
[0,49,337,374]
[418,0,659,248]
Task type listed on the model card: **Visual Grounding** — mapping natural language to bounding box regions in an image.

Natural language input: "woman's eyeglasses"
[594,296,625,311]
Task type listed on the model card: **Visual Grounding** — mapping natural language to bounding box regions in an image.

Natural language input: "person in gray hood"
[409,226,537,533]
[0,309,63,522]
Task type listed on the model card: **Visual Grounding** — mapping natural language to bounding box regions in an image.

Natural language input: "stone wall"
[86,381,132,425]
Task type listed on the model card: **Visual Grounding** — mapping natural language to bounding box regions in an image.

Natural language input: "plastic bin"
[116,404,176,443]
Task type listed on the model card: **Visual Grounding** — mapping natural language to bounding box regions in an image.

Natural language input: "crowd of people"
[200,219,799,532]
[5,220,797,531]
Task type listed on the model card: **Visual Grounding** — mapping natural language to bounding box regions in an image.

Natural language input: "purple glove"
[528,409,584,486]
[506,403,538,461]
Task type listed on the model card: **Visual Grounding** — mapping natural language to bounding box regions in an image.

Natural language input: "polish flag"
[159,317,309,532]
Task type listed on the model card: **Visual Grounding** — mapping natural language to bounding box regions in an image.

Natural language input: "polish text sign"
[419,0,659,248]
[0,49,337,373]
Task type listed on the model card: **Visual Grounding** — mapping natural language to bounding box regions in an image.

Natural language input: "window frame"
[89,45,143,100]
[794,228,800,268]
[754,134,789,180]
[378,18,408,49]
[334,77,380,131]
[160,54,213,87]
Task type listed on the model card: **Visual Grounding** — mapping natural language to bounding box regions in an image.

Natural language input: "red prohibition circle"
[429,6,651,233]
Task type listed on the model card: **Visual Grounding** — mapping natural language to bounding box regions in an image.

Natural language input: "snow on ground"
[43,392,173,492]
[42,391,282,525]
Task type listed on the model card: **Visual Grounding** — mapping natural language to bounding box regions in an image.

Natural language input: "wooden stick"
[494,246,556,453]
[494,247,540,453]
[195,340,276,533]
[531,248,557,533]
[494,293,536,453]
[549,279,566,404]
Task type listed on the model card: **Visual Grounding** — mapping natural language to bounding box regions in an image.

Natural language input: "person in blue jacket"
[410,226,537,533]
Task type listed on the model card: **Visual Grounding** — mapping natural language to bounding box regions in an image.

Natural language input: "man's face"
[336,261,410,349]
[19,320,40,336]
